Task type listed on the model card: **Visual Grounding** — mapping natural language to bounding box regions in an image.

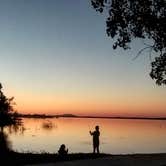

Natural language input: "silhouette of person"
[89,125,100,153]
[58,144,68,157]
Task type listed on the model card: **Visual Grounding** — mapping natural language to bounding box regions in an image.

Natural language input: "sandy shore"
[25,154,166,166]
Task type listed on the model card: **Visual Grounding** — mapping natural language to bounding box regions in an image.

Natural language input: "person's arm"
[58,149,61,154]
[89,131,93,135]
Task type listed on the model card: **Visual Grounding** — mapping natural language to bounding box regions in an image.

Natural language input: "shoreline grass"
[2,151,110,165]
[3,151,166,166]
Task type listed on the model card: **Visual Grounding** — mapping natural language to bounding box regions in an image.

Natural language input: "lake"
[5,117,166,154]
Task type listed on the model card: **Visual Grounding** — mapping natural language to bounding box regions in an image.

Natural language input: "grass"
[2,151,111,166]
[2,150,166,166]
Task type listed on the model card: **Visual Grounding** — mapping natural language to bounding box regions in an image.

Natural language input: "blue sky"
[0,0,165,116]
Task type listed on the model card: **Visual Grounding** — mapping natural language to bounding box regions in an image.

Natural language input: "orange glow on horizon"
[6,85,166,117]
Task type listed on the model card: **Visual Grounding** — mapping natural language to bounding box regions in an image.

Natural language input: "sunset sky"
[0,0,165,117]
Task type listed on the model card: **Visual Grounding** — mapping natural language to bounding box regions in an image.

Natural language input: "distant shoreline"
[16,113,166,120]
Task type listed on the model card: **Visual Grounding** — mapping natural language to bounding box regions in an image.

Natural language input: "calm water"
[5,118,166,154]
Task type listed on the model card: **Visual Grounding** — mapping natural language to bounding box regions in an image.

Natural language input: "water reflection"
[0,119,24,155]
[8,123,25,135]
[42,120,57,131]
[6,118,166,154]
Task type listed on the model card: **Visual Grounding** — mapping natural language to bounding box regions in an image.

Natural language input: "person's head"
[95,125,99,131]
[60,144,65,150]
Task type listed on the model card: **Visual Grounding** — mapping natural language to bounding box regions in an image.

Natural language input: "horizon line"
[17,113,166,120]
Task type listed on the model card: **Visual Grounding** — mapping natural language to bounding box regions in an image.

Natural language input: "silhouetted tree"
[91,0,166,85]
[0,83,18,130]
[0,130,11,155]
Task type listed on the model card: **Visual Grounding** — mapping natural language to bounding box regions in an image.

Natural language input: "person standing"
[89,125,100,153]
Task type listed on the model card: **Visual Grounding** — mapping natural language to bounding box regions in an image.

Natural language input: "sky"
[0,0,165,117]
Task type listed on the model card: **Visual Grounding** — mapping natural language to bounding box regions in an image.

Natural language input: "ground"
[24,154,166,166]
